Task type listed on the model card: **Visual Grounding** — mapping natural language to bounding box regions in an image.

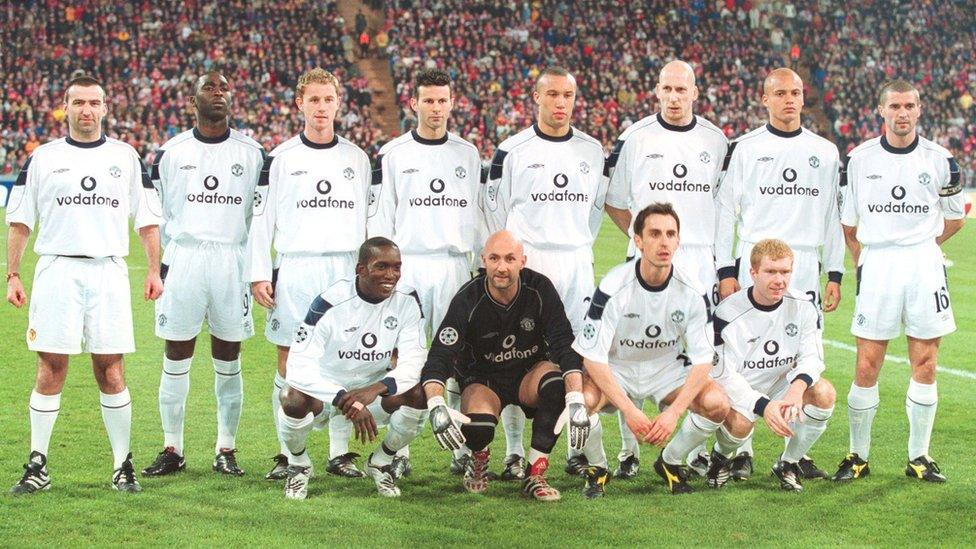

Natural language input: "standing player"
[276,238,429,500]
[714,68,844,479]
[421,231,586,501]
[832,80,965,483]
[142,72,265,478]
[367,68,483,474]
[602,60,728,479]
[572,203,729,497]
[247,68,372,480]
[707,240,836,492]
[484,67,606,478]
[6,75,163,494]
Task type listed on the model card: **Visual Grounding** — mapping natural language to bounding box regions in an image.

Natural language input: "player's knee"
[723,410,753,439]
[165,339,196,361]
[210,337,240,361]
[279,386,311,418]
[808,378,836,408]
[699,386,730,423]
[460,413,497,452]
[391,406,427,438]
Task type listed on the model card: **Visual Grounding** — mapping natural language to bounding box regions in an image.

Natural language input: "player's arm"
[6,223,30,307]
[366,151,395,237]
[778,302,827,428]
[604,138,633,235]
[5,155,37,308]
[384,293,428,394]
[247,155,278,308]
[132,156,163,300]
[421,294,472,450]
[839,155,862,264]
[937,155,966,245]
[821,155,845,312]
[483,146,512,234]
[715,141,741,298]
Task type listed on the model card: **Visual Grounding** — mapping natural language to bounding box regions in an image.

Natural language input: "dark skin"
[166,71,237,363]
[279,245,427,442]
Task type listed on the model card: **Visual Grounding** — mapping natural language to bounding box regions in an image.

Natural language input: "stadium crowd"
[0,0,382,173]
[797,0,975,182]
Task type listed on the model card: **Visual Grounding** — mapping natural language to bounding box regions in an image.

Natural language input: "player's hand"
[337,386,383,418]
[643,408,679,447]
[719,278,740,300]
[624,411,654,444]
[822,281,841,312]
[6,277,27,308]
[251,281,274,309]
[427,395,469,451]
[350,405,378,443]
[763,400,797,438]
[144,272,164,301]
[553,391,594,451]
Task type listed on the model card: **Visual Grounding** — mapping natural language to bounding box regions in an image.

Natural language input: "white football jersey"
[286,278,427,395]
[246,133,371,283]
[484,125,607,250]
[716,125,844,281]
[573,260,713,377]
[6,136,162,257]
[841,135,966,246]
[151,128,265,246]
[605,113,728,247]
[367,130,484,254]
[711,287,824,414]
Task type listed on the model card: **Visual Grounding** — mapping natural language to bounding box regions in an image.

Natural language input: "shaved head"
[481,230,526,296]
[762,67,804,131]
[763,68,802,94]
[658,60,696,87]
[656,59,699,126]
[484,230,524,257]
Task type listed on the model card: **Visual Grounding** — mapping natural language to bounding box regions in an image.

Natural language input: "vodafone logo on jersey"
[646,162,711,194]
[743,339,795,370]
[530,173,588,202]
[186,175,244,205]
[55,176,120,208]
[757,167,820,197]
[295,179,355,209]
[337,331,393,362]
[866,185,930,214]
[617,323,679,349]
[407,177,469,208]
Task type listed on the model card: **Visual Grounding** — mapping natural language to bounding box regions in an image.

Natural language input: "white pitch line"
[824,339,976,381]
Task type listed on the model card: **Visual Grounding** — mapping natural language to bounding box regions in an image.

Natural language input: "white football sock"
[501,405,526,458]
[272,372,287,455]
[100,388,132,469]
[906,379,938,460]
[213,358,243,453]
[782,404,833,463]
[714,425,749,458]
[581,414,608,469]
[616,399,643,461]
[29,391,60,457]
[159,356,191,454]
[382,406,426,457]
[329,410,353,459]
[847,383,879,459]
[686,442,708,463]
[278,410,313,467]
[663,413,722,465]
[737,432,754,456]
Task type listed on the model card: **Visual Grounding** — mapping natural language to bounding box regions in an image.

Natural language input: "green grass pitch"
[1,218,974,547]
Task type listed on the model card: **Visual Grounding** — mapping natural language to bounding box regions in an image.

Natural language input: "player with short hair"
[483,66,606,480]
[832,80,965,483]
[142,71,265,478]
[422,231,586,501]
[277,237,429,499]
[601,60,729,480]
[714,68,844,479]
[367,68,483,474]
[247,68,372,480]
[6,75,163,494]
[572,203,729,497]
[707,239,836,492]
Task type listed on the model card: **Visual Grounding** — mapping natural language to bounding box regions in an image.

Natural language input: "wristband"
[565,391,585,406]
[6,272,19,282]
[427,395,447,408]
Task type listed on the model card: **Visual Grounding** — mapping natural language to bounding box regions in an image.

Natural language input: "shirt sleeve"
[588,155,610,239]
[483,147,511,234]
[130,153,163,230]
[604,138,631,210]
[384,293,428,394]
[682,294,715,366]
[821,154,846,281]
[572,284,618,364]
[5,155,39,230]
[366,151,395,237]
[246,155,278,283]
[286,296,348,402]
[715,141,741,279]
[787,301,825,387]
[421,289,471,386]
[538,275,583,375]
[839,155,858,227]
[940,156,966,220]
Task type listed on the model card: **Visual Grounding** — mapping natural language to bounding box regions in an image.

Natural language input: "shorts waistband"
[280,251,355,258]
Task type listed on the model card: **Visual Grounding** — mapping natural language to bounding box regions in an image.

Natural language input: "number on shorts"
[243,292,251,317]
[934,287,950,313]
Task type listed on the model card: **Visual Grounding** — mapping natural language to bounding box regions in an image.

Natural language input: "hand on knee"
[807,379,837,409]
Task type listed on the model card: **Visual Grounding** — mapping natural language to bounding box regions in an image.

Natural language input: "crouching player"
[571,203,729,496]
[421,230,585,501]
[276,237,428,499]
[707,239,836,491]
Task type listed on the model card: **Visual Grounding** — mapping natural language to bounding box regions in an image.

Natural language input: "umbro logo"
[867,174,882,180]
[623,313,640,319]
[402,168,419,174]
[291,170,307,176]
[646,153,663,159]
[757,157,773,162]
[53,168,70,174]
[747,336,760,344]
[345,326,358,332]
[527,163,544,169]
[481,331,499,339]
[180,164,197,170]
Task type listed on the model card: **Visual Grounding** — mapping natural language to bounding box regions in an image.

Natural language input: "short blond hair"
[296,68,341,99]
[750,239,794,269]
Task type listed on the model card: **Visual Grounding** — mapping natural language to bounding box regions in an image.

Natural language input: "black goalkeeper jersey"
[421,268,583,385]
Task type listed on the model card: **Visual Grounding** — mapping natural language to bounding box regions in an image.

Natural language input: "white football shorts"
[400,252,471,338]
[523,243,594,335]
[265,252,357,346]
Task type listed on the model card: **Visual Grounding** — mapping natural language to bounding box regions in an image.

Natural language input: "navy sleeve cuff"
[793,374,813,389]
[331,389,347,407]
[753,396,770,417]
[380,377,397,396]
[717,266,737,281]
[827,271,843,284]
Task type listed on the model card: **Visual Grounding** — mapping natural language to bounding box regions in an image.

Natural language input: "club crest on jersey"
[439,327,459,345]
[384,316,398,330]
[296,326,308,343]
[455,166,467,179]
[699,151,711,164]
[232,163,244,177]
[808,156,820,168]
[109,166,121,178]
[270,318,280,331]
[520,317,535,332]
[579,161,590,174]
[918,172,931,186]
[157,314,167,327]
[670,310,685,324]
[343,167,355,180]
[785,323,798,337]
[856,314,866,326]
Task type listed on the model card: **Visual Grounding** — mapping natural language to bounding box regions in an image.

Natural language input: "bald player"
[714,68,845,480]
[601,60,728,479]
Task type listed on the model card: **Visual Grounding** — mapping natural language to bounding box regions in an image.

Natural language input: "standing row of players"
[6,60,964,498]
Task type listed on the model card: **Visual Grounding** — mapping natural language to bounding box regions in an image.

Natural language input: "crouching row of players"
[281,204,834,500]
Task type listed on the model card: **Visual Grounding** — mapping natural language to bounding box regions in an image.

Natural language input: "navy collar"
[411,129,448,145]
[881,134,919,154]
[635,261,672,293]
[766,123,802,138]
[66,135,106,148]
[301,132,339,149]
[748,287,782,311]
[533,124,573,142]
[657,113,697,132]
[193,127,230,144]
[355,277,387,304]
